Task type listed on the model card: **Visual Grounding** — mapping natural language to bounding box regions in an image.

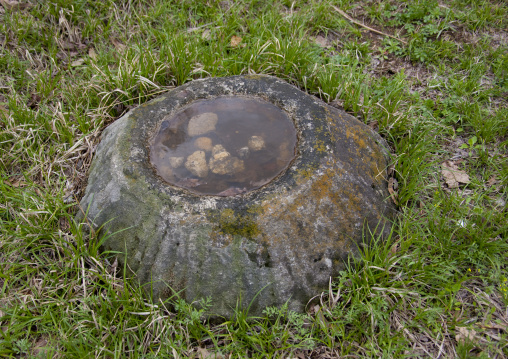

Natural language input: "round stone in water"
[150,97,297,196]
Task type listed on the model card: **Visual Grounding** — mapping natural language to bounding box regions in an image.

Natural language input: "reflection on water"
[150,97,297,196]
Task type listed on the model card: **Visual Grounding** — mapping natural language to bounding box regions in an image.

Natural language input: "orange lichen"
[295,164,319,183]
[256,164,363,257]
[324,106,389,187]
[313,138,328,153]
[345,127,368,150]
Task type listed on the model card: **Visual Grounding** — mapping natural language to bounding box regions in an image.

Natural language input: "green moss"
[246,204,264,215]
[211,208,260,239]
[244,74,267,80]
[295,163,319,182]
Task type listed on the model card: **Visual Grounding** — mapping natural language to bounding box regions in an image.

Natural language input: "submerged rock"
[169,156,184,168]
[187,112,218,136]
[209,145,244,175]
[237,146,250,159]
[185,151,208,178]
[248,135,265,151]
[77,75,395,318]
[194,137,213,152]
[211,144,228,158]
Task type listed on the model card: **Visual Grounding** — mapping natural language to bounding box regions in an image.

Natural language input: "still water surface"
[150,97,297,196]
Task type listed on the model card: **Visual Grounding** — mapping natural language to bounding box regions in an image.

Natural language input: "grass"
[0,0,507,357]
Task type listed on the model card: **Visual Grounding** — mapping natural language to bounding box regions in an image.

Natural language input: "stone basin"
[78,75,395,317]
[149,97,297,196]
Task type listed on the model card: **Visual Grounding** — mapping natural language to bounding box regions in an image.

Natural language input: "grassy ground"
[0,0,507,357]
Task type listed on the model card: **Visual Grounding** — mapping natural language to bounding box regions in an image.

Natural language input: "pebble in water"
[187,112,218,136]
[209,145,244,175]
[194,137,213,152]
[185,151,208,178]
[169,156,184,168]
[248,136,265,151]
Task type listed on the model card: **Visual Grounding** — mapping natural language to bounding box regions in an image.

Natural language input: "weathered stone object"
[78,75,395,317]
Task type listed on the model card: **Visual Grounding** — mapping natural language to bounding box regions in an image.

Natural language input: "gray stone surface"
[77,75,395,318]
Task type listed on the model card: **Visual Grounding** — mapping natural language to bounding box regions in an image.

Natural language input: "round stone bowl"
[78,75,395,317]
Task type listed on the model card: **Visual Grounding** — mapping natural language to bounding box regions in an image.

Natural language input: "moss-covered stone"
[205,208,259,239]
[77,75,396,318]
